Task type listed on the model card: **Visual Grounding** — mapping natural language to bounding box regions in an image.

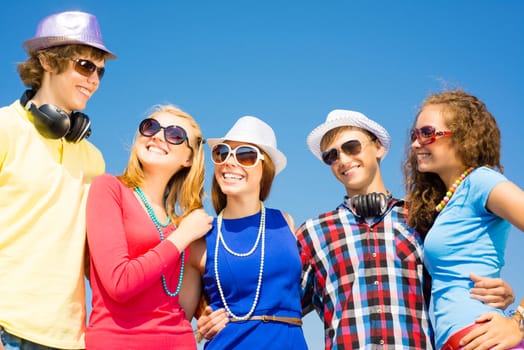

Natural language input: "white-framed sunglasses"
[211,143,265,168]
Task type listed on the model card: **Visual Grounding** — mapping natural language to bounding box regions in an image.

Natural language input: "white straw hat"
[207,116,287,174]
[307,109,391,161]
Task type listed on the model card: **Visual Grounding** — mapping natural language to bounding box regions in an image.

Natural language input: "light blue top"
[424,166,510,349]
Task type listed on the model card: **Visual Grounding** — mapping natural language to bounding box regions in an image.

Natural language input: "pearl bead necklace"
[435,167,474,213]
[135,187,185,297]
[214,203,265,320]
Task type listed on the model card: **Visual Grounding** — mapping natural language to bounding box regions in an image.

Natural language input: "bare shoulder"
[188,237,207,269]
[280,211,296,234]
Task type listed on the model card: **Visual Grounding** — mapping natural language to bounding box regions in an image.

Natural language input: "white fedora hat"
[307,109,391,161]
[207,116,287,174]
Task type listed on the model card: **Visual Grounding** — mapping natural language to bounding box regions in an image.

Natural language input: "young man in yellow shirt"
[0,11,115,349]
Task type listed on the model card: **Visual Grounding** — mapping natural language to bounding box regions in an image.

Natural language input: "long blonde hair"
[119,104,206,226]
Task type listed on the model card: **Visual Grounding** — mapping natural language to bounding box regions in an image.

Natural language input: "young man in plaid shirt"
[296,109,513,350]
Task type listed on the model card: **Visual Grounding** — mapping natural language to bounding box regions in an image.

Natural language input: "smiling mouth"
[147,145,167,155]
[342,164,360,176]
[78,87,92,97]
[223,173,243,179]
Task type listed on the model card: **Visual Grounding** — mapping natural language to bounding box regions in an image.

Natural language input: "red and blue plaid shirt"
[296,199,433,349]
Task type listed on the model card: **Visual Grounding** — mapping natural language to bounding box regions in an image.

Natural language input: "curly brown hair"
[403,89,503,234]
[17,45,111,90]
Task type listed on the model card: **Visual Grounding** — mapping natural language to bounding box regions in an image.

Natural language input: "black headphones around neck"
[20,89,92,143]
[345,192,391,218]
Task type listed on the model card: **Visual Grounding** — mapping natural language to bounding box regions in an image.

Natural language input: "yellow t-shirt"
[0,101,105,349]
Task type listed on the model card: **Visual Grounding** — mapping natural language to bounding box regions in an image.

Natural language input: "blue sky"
[2,1,523,348]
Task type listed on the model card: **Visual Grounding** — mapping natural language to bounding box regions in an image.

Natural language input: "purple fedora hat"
[23,11,115,57]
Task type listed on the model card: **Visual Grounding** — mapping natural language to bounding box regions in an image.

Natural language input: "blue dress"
[203,207,308,349]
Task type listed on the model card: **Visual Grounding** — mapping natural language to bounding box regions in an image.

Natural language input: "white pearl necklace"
[214,203,265,320]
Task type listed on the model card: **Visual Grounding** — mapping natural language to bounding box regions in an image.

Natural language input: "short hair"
[320,125,378,153]
[17,44,111,90]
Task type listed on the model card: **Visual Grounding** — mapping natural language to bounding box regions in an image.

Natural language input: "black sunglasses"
[138,118,192,150]
[322,139,364,165]
[410,125,452,146]
[211,143,265,168]
[71,58,105,80]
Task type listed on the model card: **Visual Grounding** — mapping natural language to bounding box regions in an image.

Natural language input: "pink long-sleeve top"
[85,174,195,350]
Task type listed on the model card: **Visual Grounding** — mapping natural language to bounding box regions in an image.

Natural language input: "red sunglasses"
[410,125,452,146]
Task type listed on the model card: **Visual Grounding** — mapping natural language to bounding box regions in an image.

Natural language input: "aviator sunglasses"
[211,143,265,168]
[139,118,192,150]
[322,139,367,165]
[410,125,452,146]
[71,58,105,80]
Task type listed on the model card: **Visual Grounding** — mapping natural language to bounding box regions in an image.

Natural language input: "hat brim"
[23,36,116,58]
[207,137,287,175]
[307,112,391,162]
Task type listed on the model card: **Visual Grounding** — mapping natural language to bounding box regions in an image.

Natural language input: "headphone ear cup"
[31,104,71,139]
[352,195,362,217]
[362,193,373,218]
[20,89,91,142]
[66,112,91,142]
[378,193,387,214]
[370,193,379,217]
[348,192,391,218]
[363,194,373,217]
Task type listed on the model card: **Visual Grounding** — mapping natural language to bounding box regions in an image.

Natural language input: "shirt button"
[372,253,377,258]
[377,308,382,313]
[374,281,379,285]
[380,339,385,345]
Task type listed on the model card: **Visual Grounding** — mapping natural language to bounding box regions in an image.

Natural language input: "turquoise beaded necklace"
[134,187,185,297]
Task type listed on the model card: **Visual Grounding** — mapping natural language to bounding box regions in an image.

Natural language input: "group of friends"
[1,10,523,350]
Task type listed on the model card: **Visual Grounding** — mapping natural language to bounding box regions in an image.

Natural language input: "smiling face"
[136,112,195,177]
[322,127,385,196]
[213,140,264,201]
[412,105,465,184]
[39,54,105,114]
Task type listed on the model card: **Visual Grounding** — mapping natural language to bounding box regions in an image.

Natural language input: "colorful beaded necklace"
[135,187,185,297]
[435,167,474,213]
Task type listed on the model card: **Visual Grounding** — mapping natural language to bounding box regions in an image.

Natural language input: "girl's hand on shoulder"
[169,209,213,250]
[178,209,213,240]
